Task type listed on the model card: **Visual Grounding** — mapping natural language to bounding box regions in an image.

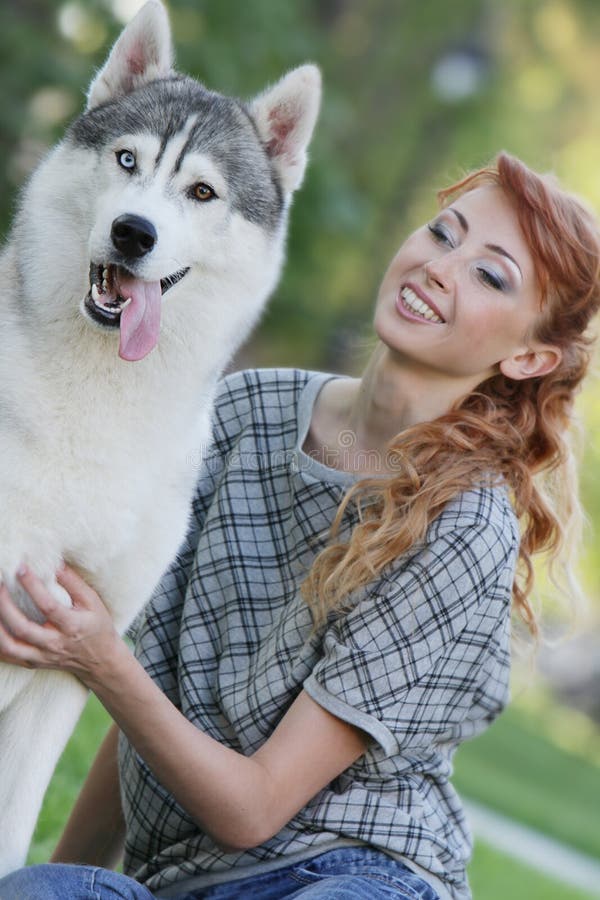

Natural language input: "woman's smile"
[396,283,445,324]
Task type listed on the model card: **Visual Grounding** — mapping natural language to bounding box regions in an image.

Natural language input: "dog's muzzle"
[84,262,189,328]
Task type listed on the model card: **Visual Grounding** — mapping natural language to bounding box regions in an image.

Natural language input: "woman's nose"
[424,254,454,291]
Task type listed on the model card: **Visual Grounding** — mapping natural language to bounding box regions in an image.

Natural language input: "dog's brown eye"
[192,183,216,202]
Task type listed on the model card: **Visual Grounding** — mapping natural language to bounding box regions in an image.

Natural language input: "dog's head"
[21,1,320,363]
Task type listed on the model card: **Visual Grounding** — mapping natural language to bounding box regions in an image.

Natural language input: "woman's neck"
[306,343,481,475]
[349,343,473,444]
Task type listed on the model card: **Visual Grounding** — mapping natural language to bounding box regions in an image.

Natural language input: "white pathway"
[465,799,600,896]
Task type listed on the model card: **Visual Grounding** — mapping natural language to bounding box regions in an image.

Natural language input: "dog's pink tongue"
[117,276,162,361]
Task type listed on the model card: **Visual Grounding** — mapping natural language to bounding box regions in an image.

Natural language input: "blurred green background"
[1,0,599,897]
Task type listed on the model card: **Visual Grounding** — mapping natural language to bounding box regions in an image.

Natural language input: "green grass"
[453,703,600,860]
[468,841,598,900]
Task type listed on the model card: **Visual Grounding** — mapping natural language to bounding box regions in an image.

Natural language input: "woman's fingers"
[0,567,118,680]
[16,565,74,629]
[0,583,51,666]
[56,564,102,611]
[0,581,55,646]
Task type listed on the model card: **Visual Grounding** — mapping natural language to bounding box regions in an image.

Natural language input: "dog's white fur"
[0,0,320,874]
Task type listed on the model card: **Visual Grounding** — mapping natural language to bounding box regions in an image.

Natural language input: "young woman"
[0,152,598,900]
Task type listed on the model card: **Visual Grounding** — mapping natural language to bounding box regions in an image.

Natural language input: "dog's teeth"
[121,297,132,310]
[91,283,101,302]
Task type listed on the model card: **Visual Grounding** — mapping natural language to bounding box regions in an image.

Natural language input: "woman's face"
[374,185,546,384]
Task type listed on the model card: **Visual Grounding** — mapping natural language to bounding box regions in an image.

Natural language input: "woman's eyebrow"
[449,207,469,232]
[486,243,523,279]
[449,206,523,279]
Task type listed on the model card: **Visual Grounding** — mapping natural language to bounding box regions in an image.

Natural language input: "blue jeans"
[0,849,440,899]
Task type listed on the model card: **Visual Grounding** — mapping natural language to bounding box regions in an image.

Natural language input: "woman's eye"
[477,267,506,291]
[116,150,136,171]
[428,222,453,246]
[190,182,217,202]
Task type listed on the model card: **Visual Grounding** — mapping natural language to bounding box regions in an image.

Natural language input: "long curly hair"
[302,152,600,635]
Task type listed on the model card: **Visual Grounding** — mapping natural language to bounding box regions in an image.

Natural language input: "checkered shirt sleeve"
[304,491,518,757]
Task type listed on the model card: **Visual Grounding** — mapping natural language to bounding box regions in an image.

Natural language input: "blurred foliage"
[2,4,600,604]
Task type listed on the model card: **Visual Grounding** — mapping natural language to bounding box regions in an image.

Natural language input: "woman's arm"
[91,661,366,852]
[0,567,367,853]
[51,723,125,867]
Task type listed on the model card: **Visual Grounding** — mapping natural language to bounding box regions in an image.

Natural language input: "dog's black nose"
[111,214,157,259]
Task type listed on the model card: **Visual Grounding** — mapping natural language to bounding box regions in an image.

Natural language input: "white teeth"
[90,280,127,314]
[401,287,443,323]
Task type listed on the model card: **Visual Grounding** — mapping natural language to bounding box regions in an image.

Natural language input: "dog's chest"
[37,389,208,562]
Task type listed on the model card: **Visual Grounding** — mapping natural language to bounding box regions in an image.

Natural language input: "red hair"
[303,152,600,634]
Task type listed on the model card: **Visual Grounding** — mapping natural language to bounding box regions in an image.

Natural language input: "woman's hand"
[0,564,121,686]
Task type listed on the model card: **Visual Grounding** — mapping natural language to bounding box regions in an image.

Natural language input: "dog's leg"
[0,668,88,877]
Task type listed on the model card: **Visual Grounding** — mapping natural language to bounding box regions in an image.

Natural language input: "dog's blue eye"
[116,150,136,171]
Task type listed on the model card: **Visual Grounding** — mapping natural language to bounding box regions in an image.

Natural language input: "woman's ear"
[499,345,562,381]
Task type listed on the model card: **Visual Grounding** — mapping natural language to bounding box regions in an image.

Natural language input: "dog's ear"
[249,65,321,194]
[87,0,173,110]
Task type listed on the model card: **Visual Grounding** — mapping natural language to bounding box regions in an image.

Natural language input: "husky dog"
[0,0,320,875]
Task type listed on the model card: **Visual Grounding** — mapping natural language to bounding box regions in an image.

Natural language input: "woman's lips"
[396,284,445,323]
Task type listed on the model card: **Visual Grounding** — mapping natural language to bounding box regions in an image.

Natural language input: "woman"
[0,152,598,900]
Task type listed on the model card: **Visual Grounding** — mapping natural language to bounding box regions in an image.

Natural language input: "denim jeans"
[0,848,441,899]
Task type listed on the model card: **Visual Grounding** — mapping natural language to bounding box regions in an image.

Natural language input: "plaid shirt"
[119,368,519,900]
